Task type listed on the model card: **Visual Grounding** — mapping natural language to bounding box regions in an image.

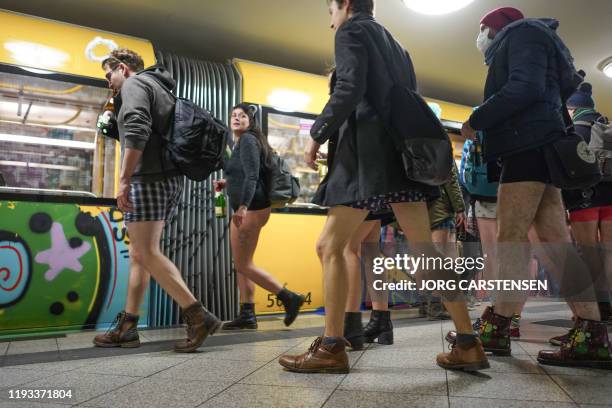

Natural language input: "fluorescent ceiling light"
[0,160,80,171]
[4,41,69,71]
[0,119,97,133]
[401,0,475,15]
[0,133,95,150]
[267,89,312,113]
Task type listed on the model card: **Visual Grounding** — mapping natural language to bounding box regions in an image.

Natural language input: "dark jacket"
[310,13,438,206]
[428,164,465,228]
[116,65,179,183]
[225,132,270,212]
[469,19,567,161]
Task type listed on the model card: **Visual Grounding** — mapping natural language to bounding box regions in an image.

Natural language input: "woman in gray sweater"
[215,104,304,330]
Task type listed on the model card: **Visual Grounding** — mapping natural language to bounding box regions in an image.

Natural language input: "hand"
[232,205,248,228]
[461,121,478,141]
[456,212,466,229]
[305,139,321,171]
[213,179,226,192]
[117,179,134,213]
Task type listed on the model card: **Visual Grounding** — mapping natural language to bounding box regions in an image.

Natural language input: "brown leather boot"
[93,311,140,348]
[278,337,350,374]
[437,338,490,372]
[174,302,222,353]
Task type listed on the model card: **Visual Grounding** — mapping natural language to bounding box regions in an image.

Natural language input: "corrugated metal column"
[148,51,240,326]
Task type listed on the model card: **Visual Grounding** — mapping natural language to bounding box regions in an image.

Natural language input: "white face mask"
[476,27,494,54]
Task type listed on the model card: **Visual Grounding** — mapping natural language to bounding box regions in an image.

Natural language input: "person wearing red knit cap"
[460,7,612,369]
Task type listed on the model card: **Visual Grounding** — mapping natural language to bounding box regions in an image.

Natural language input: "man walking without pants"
[93,48,222,352]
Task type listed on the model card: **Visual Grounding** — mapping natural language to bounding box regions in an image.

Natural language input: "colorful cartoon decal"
[0,200,146,337]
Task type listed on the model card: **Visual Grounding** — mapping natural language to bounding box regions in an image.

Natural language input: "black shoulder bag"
[542,106,601,190]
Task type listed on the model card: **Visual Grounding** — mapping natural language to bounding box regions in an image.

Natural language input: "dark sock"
[456,333,478,347]
[322,336,344,345]
[242,303,255,311]
[276,288,292,303]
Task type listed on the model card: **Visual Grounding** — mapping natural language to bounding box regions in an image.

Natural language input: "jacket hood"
[137,65,176,92]
[484,18,561,65]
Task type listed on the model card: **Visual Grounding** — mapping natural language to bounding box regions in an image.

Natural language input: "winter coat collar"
[484,18,560,65]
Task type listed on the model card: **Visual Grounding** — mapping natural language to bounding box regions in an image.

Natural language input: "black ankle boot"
[343,312,365,351]
[222,303,258,330]
[364,310,393,345]
[277,289,305,327]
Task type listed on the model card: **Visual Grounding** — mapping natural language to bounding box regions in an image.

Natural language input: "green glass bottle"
[215,191,226,218]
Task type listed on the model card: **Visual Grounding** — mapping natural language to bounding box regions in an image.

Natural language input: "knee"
[497,224,529,242]
[129,246,157,265]
[316,237,345,263]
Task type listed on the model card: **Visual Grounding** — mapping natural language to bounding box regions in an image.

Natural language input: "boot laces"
[307,337,324,355]
[105,312,125,335]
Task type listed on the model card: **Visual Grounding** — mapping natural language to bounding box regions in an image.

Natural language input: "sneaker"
[93,311,140,348]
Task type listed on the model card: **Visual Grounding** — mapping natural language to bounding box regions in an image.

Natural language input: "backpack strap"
[573,120,594,127]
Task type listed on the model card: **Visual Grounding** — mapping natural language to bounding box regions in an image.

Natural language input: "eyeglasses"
[105,65,121,82]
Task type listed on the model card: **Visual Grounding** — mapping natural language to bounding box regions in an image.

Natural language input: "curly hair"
[101,48,145,72]
[327,0,375,15]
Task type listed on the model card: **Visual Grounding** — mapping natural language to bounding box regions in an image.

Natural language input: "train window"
[0,70,115,197]
[262,108,327,205]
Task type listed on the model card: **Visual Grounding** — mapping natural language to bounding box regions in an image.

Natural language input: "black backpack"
[164,98,229,181]
[266,152,300,208]
[144,73,228,181]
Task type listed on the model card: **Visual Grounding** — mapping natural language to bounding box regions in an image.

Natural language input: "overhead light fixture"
[267,89,312,113]
[0,134,95,150]
[4,41,69,72]
[600,58,612,79]
[0,160,80,172]
[401,0,475,15]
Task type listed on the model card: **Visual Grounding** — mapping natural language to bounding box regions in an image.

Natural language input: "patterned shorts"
[348,190,427,212]
[432,217,456,231]
[124,176,183,223]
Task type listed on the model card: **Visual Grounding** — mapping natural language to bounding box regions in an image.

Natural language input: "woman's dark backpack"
[266,152,300,208]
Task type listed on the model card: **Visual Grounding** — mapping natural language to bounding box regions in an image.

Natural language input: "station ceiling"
[2,0,611,115]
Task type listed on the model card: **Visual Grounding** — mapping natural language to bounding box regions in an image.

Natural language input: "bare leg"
[317,206,369,337]
[391,202,472,334]
[237,274,256,303]
[532,186,600,320]
[600,222,612,298]
[362,222,388,311]
[231,208,284,295]
[345,221,380,312]
[124,263,150,315]
[127,221,196,309]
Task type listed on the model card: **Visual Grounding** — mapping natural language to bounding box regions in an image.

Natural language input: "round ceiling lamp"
[600,58,612,79]
[401,0,476,15]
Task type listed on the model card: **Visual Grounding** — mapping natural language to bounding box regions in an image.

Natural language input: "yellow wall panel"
[253,213,326,314]
[0,10,156,80]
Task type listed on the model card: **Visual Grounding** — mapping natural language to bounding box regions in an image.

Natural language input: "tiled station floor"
[1,300,611,408]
